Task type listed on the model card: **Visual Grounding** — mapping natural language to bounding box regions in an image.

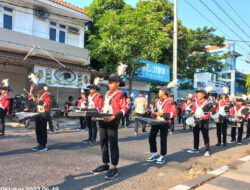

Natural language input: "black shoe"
[32,145,40,151]
[228,140,236,144]
[223,144,227,148]
[104,168,119,180]
[37,146,48,152]
[237,141,242,145]
[92,165,109,174]
[215,143,221,147]
[90,140,98,145]
[243,136,249,140]
[82,139,91,144]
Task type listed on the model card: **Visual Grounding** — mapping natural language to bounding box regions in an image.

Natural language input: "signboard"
[34,65,90,89]
[135,59,170,83]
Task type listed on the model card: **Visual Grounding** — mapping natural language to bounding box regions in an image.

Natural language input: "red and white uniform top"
[230,105,246,120]
[102,89,127,118]
[215,101,229,116]
[182,102,192,111]
[28,92,52,112]
[77,98,87,109]
[156,97,178,124]
[191,99,212,119]
[87,93,103,111]
[0,94,10,111]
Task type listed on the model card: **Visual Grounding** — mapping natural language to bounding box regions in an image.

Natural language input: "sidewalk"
[196,157,250,190]
[170,155,250,190]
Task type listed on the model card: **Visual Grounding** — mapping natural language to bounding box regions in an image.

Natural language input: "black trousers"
[45,111,53,131]
[170,118,175,132]
[149,123,169,156]
[35,115,48,147]
[246,120,250,137]
[122,109,131,126]
[0,110,6,134]
[79,117,86,129]
[216,121,228,144]
[193,120,210,151]
[231,122,244,142]
[86,117,97,140]
[99,120,119,166]
[134,113,146,132]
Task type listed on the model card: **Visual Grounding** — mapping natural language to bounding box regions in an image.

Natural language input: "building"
[206,42,246,95]
[0,0,92,107]
[193,42,246,96]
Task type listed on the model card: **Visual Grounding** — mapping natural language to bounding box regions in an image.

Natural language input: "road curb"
[169,154,250,190]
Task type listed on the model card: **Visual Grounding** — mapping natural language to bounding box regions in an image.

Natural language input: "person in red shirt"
[147,86,177,164]
[77,89,88,131]
[214,94,230,148]
[83,82,103,145]
[92,74,127,180]
[0,79,11,136]
[28,83,52,151]
[244,100,250,139]
[182,97,192,130]
[64,96,73,116]
[229,98,249,144]
[187,89,213,157]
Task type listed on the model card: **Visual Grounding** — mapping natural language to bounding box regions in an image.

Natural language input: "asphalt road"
[0,122,250,190]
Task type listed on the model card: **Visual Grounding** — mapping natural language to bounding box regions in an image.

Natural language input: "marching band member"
[187,88,213,156]
[77,89,88,131]
[28,74,52,151]
[214,93,230,148]
[122,96,133,127]
[244,97,250,139]
[0,79,11,136]
[229,98,249,144]
[147,86,177,164]
[92,63,127,180]
[84,77,103,145]
[182,96,192,130]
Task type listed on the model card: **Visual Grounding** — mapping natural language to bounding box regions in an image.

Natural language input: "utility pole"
[173,0,178,100]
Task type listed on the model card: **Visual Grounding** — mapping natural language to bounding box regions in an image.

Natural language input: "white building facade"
[0,0,92,107]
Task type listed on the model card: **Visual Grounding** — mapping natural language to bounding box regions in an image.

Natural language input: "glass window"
[49,28,56,41]
[3,14,12,30]
[4,7,13,12]
[50,21,56,26]
[60,24,66,29]
[59,31,65,43]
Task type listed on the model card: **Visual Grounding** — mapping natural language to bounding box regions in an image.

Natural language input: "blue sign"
[134,59,170,83]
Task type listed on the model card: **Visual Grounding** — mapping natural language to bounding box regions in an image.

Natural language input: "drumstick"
[23,88,34,98]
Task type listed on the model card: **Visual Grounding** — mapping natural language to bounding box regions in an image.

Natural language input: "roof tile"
[49,0,87,15]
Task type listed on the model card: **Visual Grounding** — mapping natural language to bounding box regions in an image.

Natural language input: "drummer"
[182,97,192,130]
[214,94,229,148]
[229,98,249,144]
[147,86,177,164]
[0,79,11,137]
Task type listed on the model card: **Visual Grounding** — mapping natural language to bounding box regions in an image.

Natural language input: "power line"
[224,0,250,29]
[212,0,249,39]
[199,0,249,52]
[183,0,249,55]
[226,39,250,43]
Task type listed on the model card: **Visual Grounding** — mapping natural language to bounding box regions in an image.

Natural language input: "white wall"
[0,0,86,48]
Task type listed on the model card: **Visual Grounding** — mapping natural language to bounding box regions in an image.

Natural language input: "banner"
[34,65,90,89]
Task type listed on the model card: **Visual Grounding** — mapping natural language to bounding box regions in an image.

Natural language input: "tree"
[246,74,250,94]
[85,0,226,92]
[85,0,172,94]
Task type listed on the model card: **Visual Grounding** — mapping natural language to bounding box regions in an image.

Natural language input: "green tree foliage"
[85,0,226,92]
[246,74,250,94]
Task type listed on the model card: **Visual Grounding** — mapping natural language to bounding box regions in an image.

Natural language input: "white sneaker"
[134,132,138,136]
[156,155,166,164]
[187,149,199,154]
[204,151,211,157]
[147,154,160,162]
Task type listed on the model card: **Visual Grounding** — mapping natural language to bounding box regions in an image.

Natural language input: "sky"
[65,0,250,74]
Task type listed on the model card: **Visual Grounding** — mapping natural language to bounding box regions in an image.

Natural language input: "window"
[3,6,13,30]
[49,21,66,43]
[49,28,56,41]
